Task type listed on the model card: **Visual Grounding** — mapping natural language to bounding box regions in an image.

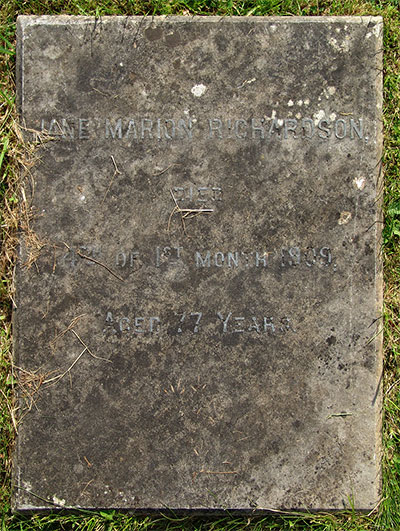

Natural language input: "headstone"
[14,15,383,512]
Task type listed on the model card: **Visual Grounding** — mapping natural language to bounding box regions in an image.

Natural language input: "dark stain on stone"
[165,31,181,47]
[326,335,337,346]
[144,26,163,41]
[215,33,228,53]
[292,419,302,430]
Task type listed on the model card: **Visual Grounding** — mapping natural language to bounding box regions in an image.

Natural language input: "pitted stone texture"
[14,16,383,512]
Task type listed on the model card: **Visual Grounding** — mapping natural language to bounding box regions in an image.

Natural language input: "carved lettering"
[104,311,294,338]
[105,118,122,139]
[284,119,297,139]
[104,312,161,335]
[173,186,223,203]
[39,116,366,142]
[195,251,211,268]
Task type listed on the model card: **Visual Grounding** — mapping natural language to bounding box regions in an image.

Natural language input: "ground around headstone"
[14,15,383,512]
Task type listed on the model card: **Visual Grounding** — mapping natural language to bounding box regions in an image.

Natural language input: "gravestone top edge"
[17,14,384,24]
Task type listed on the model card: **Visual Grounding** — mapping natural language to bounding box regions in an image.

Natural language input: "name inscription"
[39,115,368,142]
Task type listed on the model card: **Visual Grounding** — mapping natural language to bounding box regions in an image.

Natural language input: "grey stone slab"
[14,15,383,512]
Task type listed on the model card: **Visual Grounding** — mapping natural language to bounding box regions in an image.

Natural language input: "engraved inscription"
[195,250,270,268]
[155,246,182,267]
[208,117,364,140]
[280,246,332,267]
[103,310,295,337]
[116,251,139,268]
[56,244,335,271]
[104,312,160,335]
[195,247,333,269]
[177,312,202,333]
[105,118,194,140]
[62,245,101,270]
[217,312,295,334]
[172,186,222,203]
[38,115,367,142]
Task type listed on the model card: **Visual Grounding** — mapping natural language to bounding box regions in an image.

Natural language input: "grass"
[1,0,400,529]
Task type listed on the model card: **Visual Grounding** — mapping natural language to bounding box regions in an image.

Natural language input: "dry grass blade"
[168,189,213,233]
[153,163,181,176]
[50,314,86,348]
[62,242,124,281]
[76,249,124,281]
[43,347,88,385]
[199,470,238,474]
[15,366,46,412]
[0,388,17,433]
[101,154,121,204]
[70,328,111,363]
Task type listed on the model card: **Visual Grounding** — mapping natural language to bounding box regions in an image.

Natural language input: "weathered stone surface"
[14,15,383,512]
